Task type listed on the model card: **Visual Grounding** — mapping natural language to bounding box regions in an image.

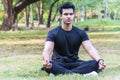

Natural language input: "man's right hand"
[43,60,52,69]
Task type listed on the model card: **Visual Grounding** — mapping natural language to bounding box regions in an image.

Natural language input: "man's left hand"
[98,60,106,70]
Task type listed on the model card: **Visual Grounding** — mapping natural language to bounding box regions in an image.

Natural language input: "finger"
[46,60,49,64]
[47,63,51,67]
[100,62,105,66]
[101,62,106,67]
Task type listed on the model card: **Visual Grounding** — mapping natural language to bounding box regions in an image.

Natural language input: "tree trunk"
[1,0,39,31]
[36,1,44,25]
[47,0,59,28]
[81,6,85,21]
[84,6,87,20]
[29,4,34,29]
[113,10,117,20]
[39,1,44,24]
[96,6,101,19]
[25,7,30,27]
[52,6,59,22]
[103,0,108,20]
[0,0,14,30]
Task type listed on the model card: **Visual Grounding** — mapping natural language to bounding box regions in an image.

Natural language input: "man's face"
[60,8,74,25]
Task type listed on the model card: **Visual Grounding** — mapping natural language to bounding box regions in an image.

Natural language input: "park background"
[0,0,120,80]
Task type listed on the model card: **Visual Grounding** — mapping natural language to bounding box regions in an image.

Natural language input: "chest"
[55,30,82,47]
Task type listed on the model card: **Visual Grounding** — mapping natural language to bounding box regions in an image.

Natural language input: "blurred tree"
[105,0,120,20]
[35,1,44,25]
[0,0,39,31]
[25,6,30,27]
[47,0,59,28]
[1,0,120,30]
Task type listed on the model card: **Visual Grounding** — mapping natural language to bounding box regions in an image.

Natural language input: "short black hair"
[59,2,75,15]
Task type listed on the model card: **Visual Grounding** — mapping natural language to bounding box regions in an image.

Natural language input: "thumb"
[46,60,49,64]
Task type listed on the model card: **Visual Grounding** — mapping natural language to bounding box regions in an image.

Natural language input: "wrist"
[97,59,104,63]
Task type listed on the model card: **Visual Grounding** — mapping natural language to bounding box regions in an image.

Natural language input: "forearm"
[82,40,101,61]
[42,50,52,69]
[88,48,101,61]
[42,41,54,62]
[43,51,51,62]
[82,40,106,70]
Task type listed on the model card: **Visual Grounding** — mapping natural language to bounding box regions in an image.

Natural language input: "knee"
[50,61,57,66]
[92,60,98,65]
[90,60,98,67]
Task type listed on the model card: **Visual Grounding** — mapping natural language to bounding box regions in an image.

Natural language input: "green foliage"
[1,0,120,28]
[0,1,4,21]
[0,4,3,23]
[0,12,4,21]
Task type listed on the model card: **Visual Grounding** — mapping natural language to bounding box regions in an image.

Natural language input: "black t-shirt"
[46,26,89,62]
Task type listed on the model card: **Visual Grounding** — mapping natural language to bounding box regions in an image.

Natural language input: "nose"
[67,14,71,18]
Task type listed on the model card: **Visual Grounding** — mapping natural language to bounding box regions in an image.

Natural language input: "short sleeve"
[81,31,89,41]
[46,31,55,42]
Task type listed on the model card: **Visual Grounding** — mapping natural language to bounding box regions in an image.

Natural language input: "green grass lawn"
[0,31,120,80]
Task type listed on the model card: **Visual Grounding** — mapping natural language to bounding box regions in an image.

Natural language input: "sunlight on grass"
[0,39,45,45]
[0,30,48,39]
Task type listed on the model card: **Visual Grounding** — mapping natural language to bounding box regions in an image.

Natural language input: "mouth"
[67,19,71,22]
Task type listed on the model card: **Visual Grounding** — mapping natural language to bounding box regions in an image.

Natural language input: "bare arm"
[82,40,101,61]
[82,40,106,69]
[42,41,54,68]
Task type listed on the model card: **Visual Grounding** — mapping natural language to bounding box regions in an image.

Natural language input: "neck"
[61,23,72,31]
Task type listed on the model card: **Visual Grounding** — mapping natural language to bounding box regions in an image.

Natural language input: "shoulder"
[47,26,61,37]
[73,26,89,41]
[49,26,61,34]
[46,26,61,42]
[73,26,86,34]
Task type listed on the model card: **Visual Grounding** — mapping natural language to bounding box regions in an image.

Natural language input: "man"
[42,2,106,76]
